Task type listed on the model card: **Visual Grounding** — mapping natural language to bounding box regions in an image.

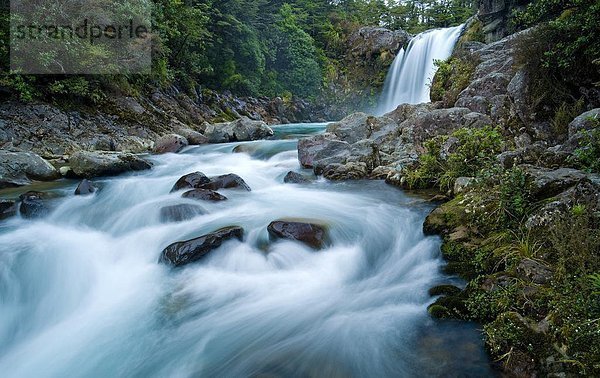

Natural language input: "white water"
[0,124,492,377]
[377,25,464,114]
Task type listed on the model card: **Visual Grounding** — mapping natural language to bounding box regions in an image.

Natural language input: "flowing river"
[0,123,494,377]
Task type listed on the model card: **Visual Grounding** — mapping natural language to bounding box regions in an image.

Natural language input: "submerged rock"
[69,151,152,178]
[153,134,189,154]
[201,173,251,191]
[171,172,211,193]
[159,226,244,267]
[267,220,328,249]
[75,179,97,195]
[19,191,50,219]
[0,199,17,220]
[0,150,60,188]
[159,204,206,223]
[182,189,228,202]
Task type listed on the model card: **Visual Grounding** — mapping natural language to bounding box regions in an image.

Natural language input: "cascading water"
[377,24,464,115]
[0,124,493,377]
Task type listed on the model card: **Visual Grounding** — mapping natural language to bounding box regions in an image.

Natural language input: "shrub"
[550,98,585,136]
[430,55,477,106]
[572,126,600,173]
[405,126,504,190]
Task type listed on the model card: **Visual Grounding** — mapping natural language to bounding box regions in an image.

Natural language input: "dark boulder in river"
[171,172,211,193]
[75,179,97,195]
[283,171,310,184]
[159,226,244,267]
[19,191,50,219]
[267,221,328,249]
[201,173,251,191]
[182,189,228,202]
[69,151,152,178]
[0,200,17,220]
[159,204,206,223]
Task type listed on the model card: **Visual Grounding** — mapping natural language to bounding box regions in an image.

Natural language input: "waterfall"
[377,24,465,115]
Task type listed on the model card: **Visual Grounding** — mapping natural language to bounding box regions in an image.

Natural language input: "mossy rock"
[423,196,467,236]
[428,295,468,320]
[485,312,551,357]
[428,304,453,319]
[429,284,462,297]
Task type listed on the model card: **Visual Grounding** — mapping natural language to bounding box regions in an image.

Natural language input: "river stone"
[283,171,310,184]
[182,189,228,202]
[201,173,251,191]
[75,179,97,195]
[153,134,189,154]
[69,151,152,178]
[0,199,17,220]
[171,172,211,193]
[159,204,206,223]
[204,117,274,143]
[0,150,60,188]
[267,221,328,249]
[159,226,244,267]
[19,191,50,219]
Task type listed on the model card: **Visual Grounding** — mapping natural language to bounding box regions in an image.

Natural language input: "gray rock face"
[69,151,152,178]
[348,27,411,59]
[0,200,17,220]
[182,189,228,202]
[204,117,274,143]
[267,221,328,249]
[298,133,351,169]
[159,226,244,267]
[0,150,60,188]
[153,134,189,154]
[478,0,523,43]
[568,108,600,138]
[159,204,206,223]
[523,165,587,199]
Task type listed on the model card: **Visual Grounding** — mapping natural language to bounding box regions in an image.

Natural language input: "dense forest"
[0,0,475,102]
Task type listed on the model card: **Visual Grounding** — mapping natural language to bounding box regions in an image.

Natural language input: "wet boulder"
[0,150,60,189]
[182,189,228,202]
[267,220,328,249]
[171,172,211,193]
[322,162,369,180]
[69,151,152,179]
[75,179,97,195]
[283,171,311,184]
[19,191,51,219]
[0,199,17,220]
[159,226,244,267]
[201,173,251,191]
[153,134,189,154]
[159,204,206,223]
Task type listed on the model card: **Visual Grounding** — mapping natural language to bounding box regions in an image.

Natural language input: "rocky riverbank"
[296,23,600,376]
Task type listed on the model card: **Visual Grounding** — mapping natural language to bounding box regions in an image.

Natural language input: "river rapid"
[0,123,494,377]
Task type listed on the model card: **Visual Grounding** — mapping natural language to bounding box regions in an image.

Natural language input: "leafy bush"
[572,127,600,173]
[550,98,584,136]
[405,126,505,190]
[430,55,477,106]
